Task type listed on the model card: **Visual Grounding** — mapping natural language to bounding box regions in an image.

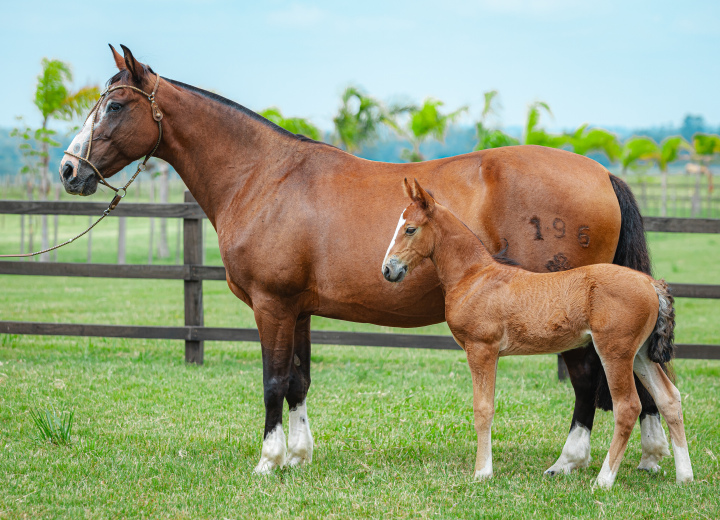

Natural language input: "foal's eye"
[405,227,417,236]
[108,102,122,112]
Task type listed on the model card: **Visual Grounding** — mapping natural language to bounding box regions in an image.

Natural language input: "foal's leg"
[595,352,642,489]
[286,315,314,467]
[633,344,694,484]
[254,303,297,474]
[545,344,596,475]
[465,343,498,480]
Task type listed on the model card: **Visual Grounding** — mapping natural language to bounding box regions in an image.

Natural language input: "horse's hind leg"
[286,315,314,467]
[545,344,596,475]
[594,347,642,489]
[633,343,693,484]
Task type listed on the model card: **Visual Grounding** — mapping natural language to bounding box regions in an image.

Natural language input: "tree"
[657,136,691,216]
[400,98,467,162]
[474,90,519,151]
[259,107,321,141]
[564,124,621,162]
[523,101,566,148]
[332,86,399,153]
[620,137,660,177]
[11,59,99,260]
[690,133,720,216]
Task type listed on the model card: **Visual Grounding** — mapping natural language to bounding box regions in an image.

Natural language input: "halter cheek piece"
[63,73,164,210]
[0,73,164,258]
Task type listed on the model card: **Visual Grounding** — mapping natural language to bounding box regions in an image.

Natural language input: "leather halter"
[63,73,164,204]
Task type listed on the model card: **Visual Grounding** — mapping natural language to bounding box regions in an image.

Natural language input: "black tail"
[609,174,652,275]
[595,174,668,411]
[649,279,676,363]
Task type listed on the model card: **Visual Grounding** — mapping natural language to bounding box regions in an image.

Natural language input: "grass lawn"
[0,192,719,518]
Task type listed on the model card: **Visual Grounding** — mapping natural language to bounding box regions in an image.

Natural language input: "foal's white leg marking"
[545,425,591,475]
[287,400,313,467]
[595,453,617,489]
[254,425,287,474]
[637,414,670,472]
[672,440,694,484]
[474,431,493,480]
[382,210,407,267]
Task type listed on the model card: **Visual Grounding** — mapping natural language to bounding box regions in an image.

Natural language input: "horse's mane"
[107,69,331,147]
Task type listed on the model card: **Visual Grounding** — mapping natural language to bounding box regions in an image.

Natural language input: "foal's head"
[382,178,437,283]
[59,45,162,196]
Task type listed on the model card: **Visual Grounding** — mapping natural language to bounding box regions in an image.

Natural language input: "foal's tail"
[649,280,676,364]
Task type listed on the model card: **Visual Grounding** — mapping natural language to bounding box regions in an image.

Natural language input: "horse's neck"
[155,81,298,226]
[430,206,496,290]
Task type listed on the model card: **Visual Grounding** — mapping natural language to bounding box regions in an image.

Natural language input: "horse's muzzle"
[383,258,408,283]
[59,157,98,196]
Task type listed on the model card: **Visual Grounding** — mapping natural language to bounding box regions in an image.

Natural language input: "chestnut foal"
[382,179,693,489]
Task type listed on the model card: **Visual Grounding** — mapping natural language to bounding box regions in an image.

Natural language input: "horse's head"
[382,178,437,283]
[59,45,163,196]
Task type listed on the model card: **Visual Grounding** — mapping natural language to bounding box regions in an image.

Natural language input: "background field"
[1,178,719,519]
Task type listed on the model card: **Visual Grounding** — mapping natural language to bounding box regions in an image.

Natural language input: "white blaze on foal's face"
[383,209,407,266]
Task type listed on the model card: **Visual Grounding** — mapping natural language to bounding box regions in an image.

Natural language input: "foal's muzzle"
[383,257,408,283]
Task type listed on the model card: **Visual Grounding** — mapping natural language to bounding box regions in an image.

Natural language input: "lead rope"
[0,74,163,259]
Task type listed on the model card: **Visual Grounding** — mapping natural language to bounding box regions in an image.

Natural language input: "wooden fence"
[1,193,719,369]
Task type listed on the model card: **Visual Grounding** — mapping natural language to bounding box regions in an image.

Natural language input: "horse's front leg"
[254,302,297,474]
[465,342,499,480]
[286,315,314,467]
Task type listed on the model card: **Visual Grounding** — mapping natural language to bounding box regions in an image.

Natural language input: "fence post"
[557,354,569,381]
[184,190,204,364]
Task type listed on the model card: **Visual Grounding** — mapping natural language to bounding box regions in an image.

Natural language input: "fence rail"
[1,197,719,365]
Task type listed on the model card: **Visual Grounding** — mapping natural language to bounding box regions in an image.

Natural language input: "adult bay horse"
[59,45,670,474]
[381,179,692,488]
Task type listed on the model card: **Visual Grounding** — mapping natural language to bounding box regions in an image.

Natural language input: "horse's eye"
[108,102,122,112]
[405,227,417,235]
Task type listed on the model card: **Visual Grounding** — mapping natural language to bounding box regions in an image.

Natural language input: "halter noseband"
[63,73,164,197]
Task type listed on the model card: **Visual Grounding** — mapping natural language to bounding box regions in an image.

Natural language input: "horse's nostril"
[61,162,74,181]
[383,265,390,277]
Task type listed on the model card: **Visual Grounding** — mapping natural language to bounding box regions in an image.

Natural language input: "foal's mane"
[107,69,331,146]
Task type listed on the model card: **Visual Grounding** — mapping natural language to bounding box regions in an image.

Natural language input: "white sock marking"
[474,430,493,480]
[287,400,313,467]
[595,453,617,489]
[638,414,670,471]
[545,425,591,475]
[254,425,287,474]
[672,441,694,484]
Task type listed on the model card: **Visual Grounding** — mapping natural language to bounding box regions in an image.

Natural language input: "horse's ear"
[119,44,144,83]
[109,44,125,71]
[413,179,435,213]
[403,178,415,200]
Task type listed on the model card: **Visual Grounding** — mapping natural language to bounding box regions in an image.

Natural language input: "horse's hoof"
[544,469,558,477]
[286,453,312,467]
[594,476,614,490]
[676,472,694,485]
[254,457,283,475]
[637,462,662,473]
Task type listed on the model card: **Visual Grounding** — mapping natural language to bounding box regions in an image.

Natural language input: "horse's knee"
[264,374,291,407]
[474,404,494,428]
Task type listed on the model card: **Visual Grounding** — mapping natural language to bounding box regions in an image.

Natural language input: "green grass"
[0,338,718,519]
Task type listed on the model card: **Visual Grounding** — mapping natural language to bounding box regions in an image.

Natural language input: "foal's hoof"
[473,469,493,481]
[676,472,694,485]
[637,462,662,473]
[286,451,312,468]
[594,475,615,490]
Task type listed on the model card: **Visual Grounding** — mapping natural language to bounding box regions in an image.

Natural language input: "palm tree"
[12,59,99,260]
[332,86,399,154]
[401,98,468,162]
[620,137,659,177]
[690,133,720,216]
[259,107,321,141]
[523,101,566,148]
[657,136,691,216]
[474,90,519,151]
[564,124,621,162]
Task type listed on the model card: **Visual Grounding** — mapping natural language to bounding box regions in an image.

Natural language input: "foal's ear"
[119,44,145,83]
[403,178,415,200]
[109,44,126,71]
[413,179,435,213]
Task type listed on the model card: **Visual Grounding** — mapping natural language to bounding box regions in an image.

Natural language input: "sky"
[1,0,718,132]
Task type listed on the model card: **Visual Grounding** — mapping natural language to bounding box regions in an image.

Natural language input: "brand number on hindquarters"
[529,217,590,247]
